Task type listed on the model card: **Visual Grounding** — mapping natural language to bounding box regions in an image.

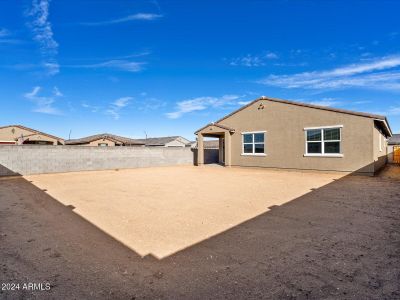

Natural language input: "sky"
[0,0,400,140]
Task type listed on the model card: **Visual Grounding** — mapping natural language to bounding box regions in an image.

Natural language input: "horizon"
[1,0,400,140]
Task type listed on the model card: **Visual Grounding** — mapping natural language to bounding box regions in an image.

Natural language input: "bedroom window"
[304,126,343,157]
[242,131,266,156]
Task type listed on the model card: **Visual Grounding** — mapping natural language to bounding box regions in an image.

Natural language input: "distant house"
[195,96,392,175]
[134,136,191,147]
[388,134,400,164]
[65,133,145,147]
[0,125,64,145]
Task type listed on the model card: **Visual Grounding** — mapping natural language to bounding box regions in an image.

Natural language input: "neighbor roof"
[388,134,400,145]
[195,96,392,136]
[65,133,144,145]
[133,136,186,146]
[0,125,65,142]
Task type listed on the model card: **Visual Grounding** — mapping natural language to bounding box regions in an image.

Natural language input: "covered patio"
[195,122,235,166]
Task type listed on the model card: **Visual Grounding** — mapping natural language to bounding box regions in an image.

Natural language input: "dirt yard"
[0,165,399,299]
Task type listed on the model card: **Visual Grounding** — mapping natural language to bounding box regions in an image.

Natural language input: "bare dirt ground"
[0,165,399,299]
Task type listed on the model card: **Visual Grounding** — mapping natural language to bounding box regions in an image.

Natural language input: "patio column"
[197,133,204,166]
[218,137,224,164]
[224,131,231,167]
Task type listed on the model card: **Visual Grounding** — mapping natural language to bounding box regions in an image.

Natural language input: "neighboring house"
[388,134,400,164]
[195,96,392,175]
[65,133,145,147]
[0,125,64,145]
[134,136,191,147]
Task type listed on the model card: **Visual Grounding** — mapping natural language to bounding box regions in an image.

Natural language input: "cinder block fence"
[0,146,193,176]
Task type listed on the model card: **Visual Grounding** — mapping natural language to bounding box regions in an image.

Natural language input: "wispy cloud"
[26,0,59,75]
[306,98,342,107]
[106,97,132,120]
[70,60,145,73]
[166,95,242,119]
[24,86,63,114]
[81,102,100,113]
[79,13,162,26]
[0,28,23,45]
[259,55,400,91]
[0,28,10,38]
[229,52,278,67]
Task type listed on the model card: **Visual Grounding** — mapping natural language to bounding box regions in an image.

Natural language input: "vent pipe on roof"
[260,95,267,99]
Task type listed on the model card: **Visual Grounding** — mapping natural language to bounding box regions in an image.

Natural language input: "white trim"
[304,126,342,156]
[304,125,343,130]
[241,130,266,134]
[242,131,266,155]
[0,140,17,143]
[304,154,343,158]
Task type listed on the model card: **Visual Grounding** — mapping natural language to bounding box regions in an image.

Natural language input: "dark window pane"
[255,144,264,153]
[307,129,321,141]
[243,134,253,143]
[324,142,340,153]
[307,142,322,153]
[243,144,253,153]
[324,128,340,141]
[254,133,264,143]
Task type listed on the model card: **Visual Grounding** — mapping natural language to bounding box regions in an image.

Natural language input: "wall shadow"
[0,164,399,299]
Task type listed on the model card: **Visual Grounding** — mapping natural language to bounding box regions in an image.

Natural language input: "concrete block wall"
[0,145,193,176]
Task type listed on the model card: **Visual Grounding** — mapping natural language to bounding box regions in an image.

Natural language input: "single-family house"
[134,136,190,147]
[0,125,64,145]
[387,134,400,164]
[65,133,145,147]
[195,96,392,175]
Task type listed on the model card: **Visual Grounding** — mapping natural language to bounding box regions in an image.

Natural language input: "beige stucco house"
[65,133,145,147]
[195,96,392,175]
[133,136,191,147]
[0,125,64,145]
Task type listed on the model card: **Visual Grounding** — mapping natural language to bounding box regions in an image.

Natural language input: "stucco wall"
[372,123,388,171]
[218,100,378,174]
[0,145,192,176]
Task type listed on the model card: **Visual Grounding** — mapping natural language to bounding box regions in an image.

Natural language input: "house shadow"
[0,163,399,299]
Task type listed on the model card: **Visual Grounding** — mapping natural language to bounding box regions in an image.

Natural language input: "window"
[242,131,266,155]
[98,143,108,147]
[304,126,342,157]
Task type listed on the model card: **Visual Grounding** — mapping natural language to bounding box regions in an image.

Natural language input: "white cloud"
[0,28,10,37]
[166,95,241,119]
[259,55,400,91]
[53,86,63,96]
[80,13,162,26]
[307,98,341,107]
[106,97,132,120]
[24,86,62,115]
[229,52,278,67]
[237,101,251,105]
[71,60,145,72]
[26,0,59,76]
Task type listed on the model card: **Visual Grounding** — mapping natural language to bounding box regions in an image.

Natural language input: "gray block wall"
[0,146,193,176]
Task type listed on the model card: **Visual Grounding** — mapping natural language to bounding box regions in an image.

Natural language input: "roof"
[194,122,235,134]
[190,140,220,149]
[0,125,65,142]
[195,96,392,137]
[65,133,145,145]
[388,134,400,145]
[133,136,188,146]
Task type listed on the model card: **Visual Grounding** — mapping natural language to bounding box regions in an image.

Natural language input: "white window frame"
[379,133,383,152]
[241,131,266,156]
[304,125,343,157]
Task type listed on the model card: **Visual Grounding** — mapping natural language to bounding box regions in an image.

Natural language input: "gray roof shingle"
[388,134,400,145]
[65,133,144,145]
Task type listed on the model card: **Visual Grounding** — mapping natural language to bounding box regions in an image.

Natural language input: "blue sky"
[0,0,399,140]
